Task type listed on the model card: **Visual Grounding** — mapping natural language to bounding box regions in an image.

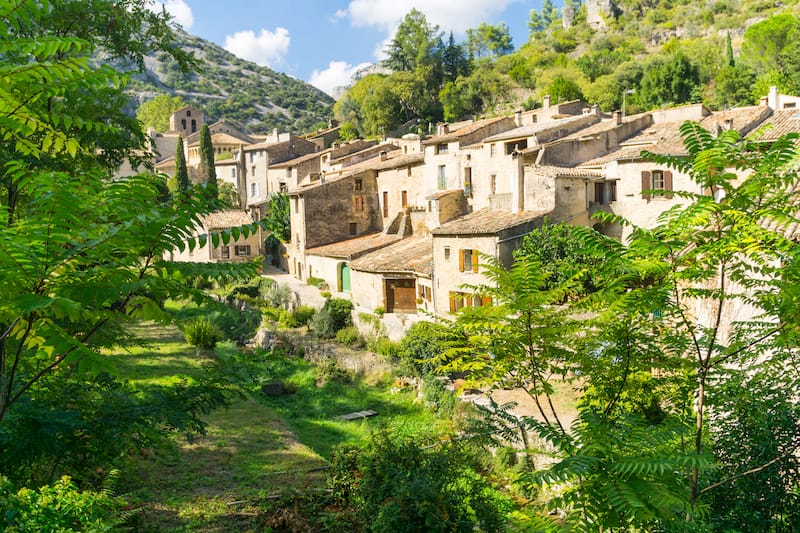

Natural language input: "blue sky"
[151,0,550,95]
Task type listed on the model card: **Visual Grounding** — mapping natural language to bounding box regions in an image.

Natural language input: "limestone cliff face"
[586,0,617,29]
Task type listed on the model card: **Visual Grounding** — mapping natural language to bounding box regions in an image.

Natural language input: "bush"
[367,336,401,358]
[422,376,456,417]
[307,276,328,290]
[0,476,125,532]
[316,358,351,386]
[328,429,511,532]
[320,290,331,299]
[324,298,353,331]
[261,282,294,309]
[399,321,453,378]
[373,306,385,316]
[336,326,360,346]
[292,305,316,326]
[309,307,337,338]
[182,317,222,352]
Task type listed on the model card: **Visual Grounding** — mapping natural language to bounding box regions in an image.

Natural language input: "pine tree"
[198,124,217,204]
[174,135,189,199]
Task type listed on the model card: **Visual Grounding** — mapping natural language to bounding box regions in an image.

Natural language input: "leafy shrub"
[422,376,456,417]
[336,326,360,346]
[309,307,337,338]
[261,281,294,309]
[182,317,222,351]
[0,476,125,532]
[292,305,316,326]
[373,306,385,316]
[320,290,331,299]
[307,276,328,289]
[316,358,351,386]
[328,429,511,532]
[277,309,298,329]
[367,336,401,358]
[324,298,353,331]
[399,321,452,377]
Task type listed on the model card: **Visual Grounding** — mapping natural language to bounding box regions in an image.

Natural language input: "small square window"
[234,245,251,256]
[349,222,358,236]
[220,246,230,259]
[444,246,450,260]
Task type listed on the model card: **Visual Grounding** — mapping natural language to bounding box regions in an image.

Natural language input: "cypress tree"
[198,124,217,203]
[174,135,189,199]
[726,32,735,67]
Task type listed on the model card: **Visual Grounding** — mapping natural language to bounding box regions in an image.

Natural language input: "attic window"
[435,143,448,155]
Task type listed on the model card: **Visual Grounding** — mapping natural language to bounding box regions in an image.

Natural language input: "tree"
[637,52,699,109]
[546,74,584,103]
[264,192,290,242]
[467,23,514,59]
[383,9,443,72]
[713,64,756,109]
[742,13,799,74]
[136,94,187,133]
[442,32,470,82]
[725,32,735,67]
[528,9,546,36]
[174,135,190,197]
[0,0,264,488]
[198,124,217,202]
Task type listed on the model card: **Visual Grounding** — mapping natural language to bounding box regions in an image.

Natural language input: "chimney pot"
[543,94,551,109]
[612,110,622,125]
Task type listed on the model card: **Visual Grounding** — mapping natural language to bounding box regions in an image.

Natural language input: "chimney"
[380,150,388,161]
[612,110,622,125]
[760,95,769,107]
[437,123,449,136]
[768,86,779,110]
[543,94,551,109]
[514,110,522,127]
[591,104,600,116]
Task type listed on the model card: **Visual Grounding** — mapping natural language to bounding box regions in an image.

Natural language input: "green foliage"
[466,22,514,59]
[712,64,757,109]
[307,276,327,289]
[335,326,361,346]
[174,135,190,195]
[440,68,512,121]
[260,281,294,309]
[637,52,700,108]
[383,9,443,72]
[329,429,511,532]
[324,298,354,331]
[136,94,187,133]
[545,75,583,103]
[398,321,454,378]
[182,317,222,351]
[292,305,316,326]
[217,181,240,208]
[421,376,456,417]
[0,475,125,532]
[742,12,799,74]
[366,336,402,358]
[198,123,217,196]
[264,192,290,242]
[309,307,337,338]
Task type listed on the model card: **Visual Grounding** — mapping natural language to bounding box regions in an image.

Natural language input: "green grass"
[256,354,447,459]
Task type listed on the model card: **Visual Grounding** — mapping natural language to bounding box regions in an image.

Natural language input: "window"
[463,168,472,198]
[279,182,288,193]
[250,152,255,163]
[250,183,259,197]
[407,166,412,177]
[437,165,446,189]
[354,178,363,191]
[436,142,448,155]
[181,119,186,130]
[459,249,479,273]
[444,246,450,260]
[353,196,364,212]
[191,119,196,133]
[220,246,230,259]
[449,291,491,313]
[419,285,432,301]
[401,190,408,207]
[505,139,527,155]
[234,245,251,256]
[382,191,389,218]
[231,168,236,178]
[490,174,497,195]
[294,198,299,213]
[295,233,300,250]
[349,222,358,236]
[641,170,673,200]
[187,110,191,117]
[490,143,497,157]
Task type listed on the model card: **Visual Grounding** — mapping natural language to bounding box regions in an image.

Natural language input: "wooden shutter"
[449,292,456,313]
[458,249,464,272]
[472,251,479,272]
[641,171,651,200]
[664,171,673,198]
[481,296,493,307]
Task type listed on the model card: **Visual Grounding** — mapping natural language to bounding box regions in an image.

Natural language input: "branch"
[698,448,798,497]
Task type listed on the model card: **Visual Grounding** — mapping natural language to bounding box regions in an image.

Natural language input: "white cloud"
[149,0,194,29]
[309,60,371,96]
[223,28,291,68]
[342,0,522,33]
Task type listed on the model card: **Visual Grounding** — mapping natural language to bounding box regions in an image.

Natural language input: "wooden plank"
[337,410,378,421]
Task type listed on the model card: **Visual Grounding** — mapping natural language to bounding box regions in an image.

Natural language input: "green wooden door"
[341,264,351,292]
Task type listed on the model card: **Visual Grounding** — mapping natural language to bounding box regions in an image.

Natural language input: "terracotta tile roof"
[201,210,254,230]
[269,150,328,168]
[329,142,398,165]
[426,189,464,200]
[423,116,511,144]
[749,109,800,141]
[349,235,433,276]
[431,208,550,236]
[188,132,251,147]
[305,233,402,260]
[372,152,424,171]
[241,139,293,153]
[561,112,651,140]
[482,115,596,143]
[579,106,774,167]
[533,165,604,178]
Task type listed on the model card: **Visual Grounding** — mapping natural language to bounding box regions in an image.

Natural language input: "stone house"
[169,106,204,137]
[287,170,381,280]
[237,134,318,217]
[301,120,341,150]
[430,209,551,315]
[169,210,261,264]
